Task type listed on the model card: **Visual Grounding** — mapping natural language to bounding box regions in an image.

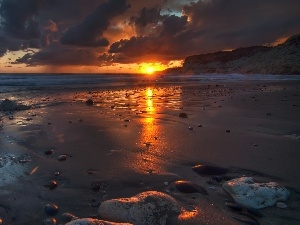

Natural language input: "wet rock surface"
[66,218,132,225]
[98,191,181,225]
[222,177,290,209]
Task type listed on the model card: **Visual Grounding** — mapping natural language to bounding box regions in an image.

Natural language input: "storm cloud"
[0,0,299,68]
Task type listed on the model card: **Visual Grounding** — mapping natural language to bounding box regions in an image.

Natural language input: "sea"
[0,73,300,92]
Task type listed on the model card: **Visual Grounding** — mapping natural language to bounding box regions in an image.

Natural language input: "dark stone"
[179,113,188,118]
[192,165,229,176]
[225,129,231,133]
[86,99,94,106]
[44,204,59,216]
[175,180,208,195]
[43,218,56,225]
[57,155,67,161]
[44,150,54,155]
[212,176,223,183]
[45,181,57,190]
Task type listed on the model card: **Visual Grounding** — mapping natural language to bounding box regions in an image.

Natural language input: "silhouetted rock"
[193,165,228,175]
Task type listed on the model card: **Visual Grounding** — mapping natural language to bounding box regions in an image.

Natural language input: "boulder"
[66,218,132,225]
[98,191,181,225]
[222,177,289,209]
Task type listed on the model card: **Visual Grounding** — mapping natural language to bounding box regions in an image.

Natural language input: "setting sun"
[145,67,155,74]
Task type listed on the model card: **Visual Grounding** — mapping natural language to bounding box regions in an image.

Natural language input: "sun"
[145,66,155,75]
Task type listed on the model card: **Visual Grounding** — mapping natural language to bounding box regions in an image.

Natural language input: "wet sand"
[1,80,300,224]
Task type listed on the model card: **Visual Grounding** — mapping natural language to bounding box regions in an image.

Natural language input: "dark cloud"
[130,5,163,28]
[14,43,102,66]
[60,0,130,47]
[1,0,300,68]
[103,0,300,65]
[0,0,41,39]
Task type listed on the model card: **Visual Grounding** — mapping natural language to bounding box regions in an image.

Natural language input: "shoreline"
[0,79,300,224]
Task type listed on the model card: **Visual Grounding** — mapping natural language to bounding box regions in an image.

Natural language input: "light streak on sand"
[29,166,39,175]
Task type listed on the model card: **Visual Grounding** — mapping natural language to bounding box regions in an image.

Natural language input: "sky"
[0,0,299,74]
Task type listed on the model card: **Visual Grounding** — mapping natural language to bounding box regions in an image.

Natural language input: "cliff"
[164,34,300,75]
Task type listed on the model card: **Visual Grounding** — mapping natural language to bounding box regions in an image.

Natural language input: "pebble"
[57,154,67,161]
[44,204,59,216]
[225,129,231,133]
[43,218,56,225]
[188,126,193,130]
[54,171,60,176]
[164,182,169,186]
[197,124,202,127]
[45,181,57,190]
[179,113,188,118]
[174,180,208,195]
[276,202,288,209]
[44,150,54,155]
[193,164,229,175]
[86,99,94,106]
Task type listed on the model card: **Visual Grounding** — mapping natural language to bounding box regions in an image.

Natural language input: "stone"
[44,204,59,216]
[66,218,132,225]
[45,180,57,190]
[174,181,208,195]
[222,177,290,209]
[43,218,57,225]
[0,99,31,111]
[86,99,94,106]
[188,126,193,130]
[44,150,54,155]
[178,113,188,118]
[192,165,228,176]
[57,154,67,161]
[98,191,181,225]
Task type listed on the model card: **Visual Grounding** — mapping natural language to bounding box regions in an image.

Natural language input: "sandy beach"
[1,77,300,225]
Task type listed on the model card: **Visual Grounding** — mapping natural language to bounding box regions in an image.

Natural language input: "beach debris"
[45,180,58,190]
[231,213,259,225]
[179,113,188,118]
[61,212,78,223]
[66,218,132,225]
[192,164,228,176]
[197,124,202,127]
[44,149,54,155]
[225,129,231,133]
[57,154,67,161]
[43,218,56,225]
[276,202,288,209]
[44,204,59,216]
[0,99,31,111]
[188,126,193,130]
[174,180,208,195]
[86,99,94,106]
[98,191,181,225]
[222,177,290,209]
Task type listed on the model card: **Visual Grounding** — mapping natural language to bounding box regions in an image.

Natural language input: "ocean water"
[0,73,299,92]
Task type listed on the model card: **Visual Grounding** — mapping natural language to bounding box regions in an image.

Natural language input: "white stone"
[65,218,132,225]
[98,191,181,225]
[222,177,290,209]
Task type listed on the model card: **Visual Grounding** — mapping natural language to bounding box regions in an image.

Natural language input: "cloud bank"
[0,0,299,68]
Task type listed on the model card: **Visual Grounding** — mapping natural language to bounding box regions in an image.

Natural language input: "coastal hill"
[163,34,300,75]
